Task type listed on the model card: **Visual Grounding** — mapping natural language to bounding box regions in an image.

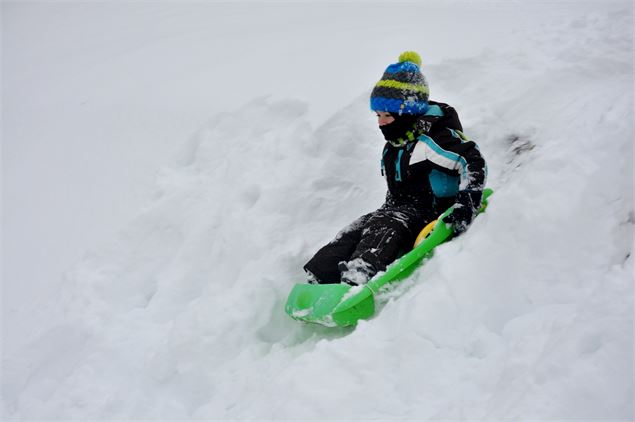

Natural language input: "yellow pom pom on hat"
[370,51,429,115]
[398,51,422,67]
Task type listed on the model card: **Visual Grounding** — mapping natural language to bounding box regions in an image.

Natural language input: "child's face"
[376,111,395,127]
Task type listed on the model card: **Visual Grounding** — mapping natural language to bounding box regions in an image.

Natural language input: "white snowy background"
[2,1,633,420]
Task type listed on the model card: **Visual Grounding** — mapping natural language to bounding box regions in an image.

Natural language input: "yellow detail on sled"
[413,219,438,248]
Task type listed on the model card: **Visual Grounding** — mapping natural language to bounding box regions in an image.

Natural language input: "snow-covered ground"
[2,1,633,420]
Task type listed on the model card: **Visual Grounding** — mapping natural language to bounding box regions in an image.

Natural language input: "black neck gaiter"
[379,114,421,146]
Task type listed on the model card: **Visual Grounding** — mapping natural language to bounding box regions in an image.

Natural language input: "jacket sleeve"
[447,129,487,194]
[413,128,487,216]
[416,129,486,191]
[443,130,487,225]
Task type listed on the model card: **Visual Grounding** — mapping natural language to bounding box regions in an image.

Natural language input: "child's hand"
[442,190,482,235]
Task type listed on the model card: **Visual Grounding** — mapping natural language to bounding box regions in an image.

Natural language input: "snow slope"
[2,1,633,420]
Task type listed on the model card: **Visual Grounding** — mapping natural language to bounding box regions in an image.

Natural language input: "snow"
[2,1,633,420]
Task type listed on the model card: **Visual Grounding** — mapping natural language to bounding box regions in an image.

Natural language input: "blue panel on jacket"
[429,169,459,197]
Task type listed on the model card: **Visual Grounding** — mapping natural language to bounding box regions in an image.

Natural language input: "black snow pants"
[304,202,438,284]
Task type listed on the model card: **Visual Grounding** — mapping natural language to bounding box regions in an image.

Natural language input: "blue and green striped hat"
[370,51,429,115]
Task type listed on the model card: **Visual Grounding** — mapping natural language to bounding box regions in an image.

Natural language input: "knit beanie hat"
[370,51,429,115]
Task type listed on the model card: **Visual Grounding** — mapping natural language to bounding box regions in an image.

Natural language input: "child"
[304,51,487,285]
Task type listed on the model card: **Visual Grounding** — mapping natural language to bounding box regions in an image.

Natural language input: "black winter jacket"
[380,101,487,215]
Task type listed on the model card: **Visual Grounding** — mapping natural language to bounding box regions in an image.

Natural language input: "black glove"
[442,190,482,235]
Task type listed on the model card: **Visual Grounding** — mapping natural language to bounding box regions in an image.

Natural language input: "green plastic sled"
[285,188,493,327]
